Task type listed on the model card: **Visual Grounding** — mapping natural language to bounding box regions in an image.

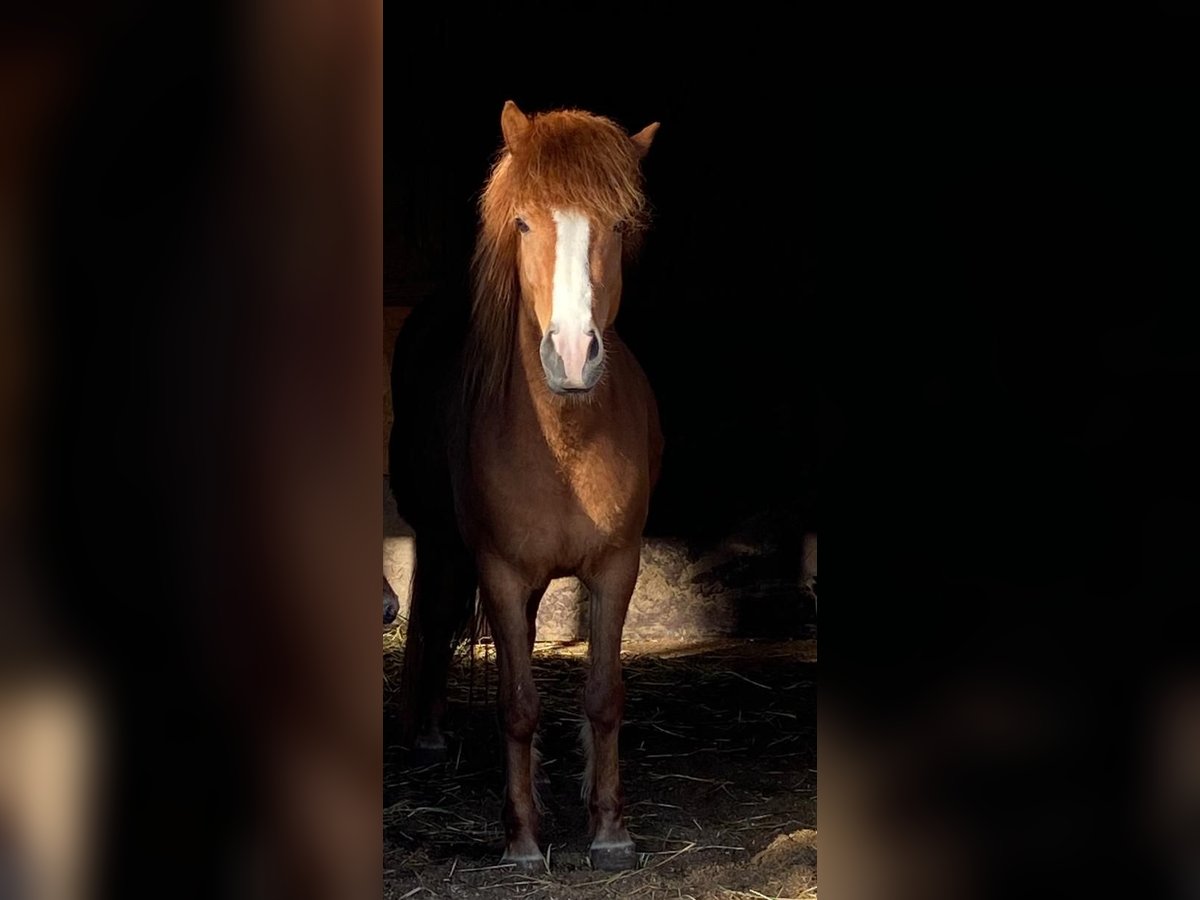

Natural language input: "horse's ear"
[501,100,532,154]
[630,122,660,159]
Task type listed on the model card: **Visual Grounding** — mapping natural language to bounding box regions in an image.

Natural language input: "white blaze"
[550,209,595,384]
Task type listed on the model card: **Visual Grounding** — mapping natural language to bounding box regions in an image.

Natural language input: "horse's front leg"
[478,556,544,871]
[582,546,640,871]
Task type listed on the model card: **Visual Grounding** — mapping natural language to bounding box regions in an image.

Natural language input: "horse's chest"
[475,436,644,571]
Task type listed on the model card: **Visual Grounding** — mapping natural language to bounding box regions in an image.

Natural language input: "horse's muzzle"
[540,327,604,394]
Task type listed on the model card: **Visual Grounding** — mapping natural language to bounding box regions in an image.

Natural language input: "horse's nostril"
[587,334,601,362]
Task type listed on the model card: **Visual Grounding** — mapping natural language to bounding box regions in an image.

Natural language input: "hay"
[383,632,817,899]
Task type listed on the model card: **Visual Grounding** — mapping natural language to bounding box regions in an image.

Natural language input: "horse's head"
[480,102,658,396]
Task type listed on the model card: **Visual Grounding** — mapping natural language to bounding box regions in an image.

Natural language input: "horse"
[389,100,662,871]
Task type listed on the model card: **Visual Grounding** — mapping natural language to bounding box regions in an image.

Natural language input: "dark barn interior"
[382,10,817,898]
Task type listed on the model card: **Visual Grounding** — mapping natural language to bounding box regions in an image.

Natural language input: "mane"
[461,109,651,410]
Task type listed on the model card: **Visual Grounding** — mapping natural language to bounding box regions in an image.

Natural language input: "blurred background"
[2,4,381,898]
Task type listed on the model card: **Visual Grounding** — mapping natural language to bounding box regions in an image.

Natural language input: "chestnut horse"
[390,101,662,871]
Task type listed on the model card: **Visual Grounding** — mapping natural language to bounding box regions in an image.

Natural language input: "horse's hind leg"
[581,546,640,871]
[398,531,476,762]
[478,557,545,871]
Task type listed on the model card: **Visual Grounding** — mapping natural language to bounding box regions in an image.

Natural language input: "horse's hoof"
[589,840,637,871]
[500,849,544,874]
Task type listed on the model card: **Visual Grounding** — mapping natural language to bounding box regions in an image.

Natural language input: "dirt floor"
[383,635,817,899]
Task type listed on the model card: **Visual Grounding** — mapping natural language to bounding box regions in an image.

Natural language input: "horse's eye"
[613,220,627,234]
[515,217,530,234]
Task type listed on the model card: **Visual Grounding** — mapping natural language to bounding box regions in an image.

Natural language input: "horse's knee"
[584,676,625,731]
[501,682,540,741]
